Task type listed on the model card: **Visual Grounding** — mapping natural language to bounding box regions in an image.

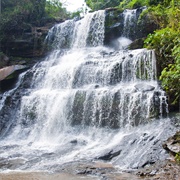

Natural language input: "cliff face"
[0,21,57,91]
[1,24,54,60]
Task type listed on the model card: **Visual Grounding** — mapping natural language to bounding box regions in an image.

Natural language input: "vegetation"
[175,152,180,164]
[45,0,69,19]
[119,0,180,109]
[143,1,180,108]
[0,0,76,48]
[85,0,122,11]
[118,0,167,9]
[0,0,83,61]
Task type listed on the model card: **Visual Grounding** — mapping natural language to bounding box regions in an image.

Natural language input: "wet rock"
[135,83,155,92]
[70,140,78,144]
[98,150,121,161]
[129,54,133,58]
[163,131,180,155]
[94,84,100,89]
[128,38,145,50]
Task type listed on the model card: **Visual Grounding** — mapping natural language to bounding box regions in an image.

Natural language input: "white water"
[0,10,174,172]
[122,9,137,38]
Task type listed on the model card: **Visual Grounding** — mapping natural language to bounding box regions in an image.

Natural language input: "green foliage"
[69,10,83,19]
[175,152,180,164]
[0,0,70,26]
[160,63,180,104]
[0,0,72,49]
[119,0,149,9]
[144,28,178,64]
[85,0,122,11]
[144,1,180,106]
[45,0,69,19]
[118,0,173,9]
[1,0,46,23]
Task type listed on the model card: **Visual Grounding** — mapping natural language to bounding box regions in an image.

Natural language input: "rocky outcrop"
[163,131,180,156]
[0,65,27,81]
[135,83,155,92]
[0,65,27,92]
[1,25,53,58]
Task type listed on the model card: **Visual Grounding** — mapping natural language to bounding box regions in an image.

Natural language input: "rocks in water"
[98,150,121,161]
[94,84,100,89]
[163,131,180,155]
[70,140,78,144]
[135,83,155,92]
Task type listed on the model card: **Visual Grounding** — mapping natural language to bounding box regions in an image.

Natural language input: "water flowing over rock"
[0,9,177,173]
[104,6,158,49]
[46,10,105,49]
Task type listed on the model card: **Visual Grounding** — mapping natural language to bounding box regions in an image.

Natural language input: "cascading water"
[122,9,137,38]
[0,9,177,173]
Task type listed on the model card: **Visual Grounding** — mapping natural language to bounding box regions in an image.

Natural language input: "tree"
[85,0,122,11]
[45,0,69,19]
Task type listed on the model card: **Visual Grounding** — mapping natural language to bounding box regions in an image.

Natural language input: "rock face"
[0,54,9,68]
[2,26,50,58]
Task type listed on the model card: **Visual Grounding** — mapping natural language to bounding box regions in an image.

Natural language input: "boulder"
[0,65,27,81]
[0,65,28,92]
[135,83,155,92]
[163,131,180,155]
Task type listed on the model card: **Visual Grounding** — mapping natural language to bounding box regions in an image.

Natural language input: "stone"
[0,53,9,68]
[98,150,121,161]
[135,83,155,92]
[0,65,27,81]
[128,38,145,50]
[163,131,180,155]
[0,65,28,92]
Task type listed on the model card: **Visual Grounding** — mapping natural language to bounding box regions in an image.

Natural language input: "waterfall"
[0,10,175,172]
[46,10,105,49]
[122,9,137,38]
[72,10,105,48]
